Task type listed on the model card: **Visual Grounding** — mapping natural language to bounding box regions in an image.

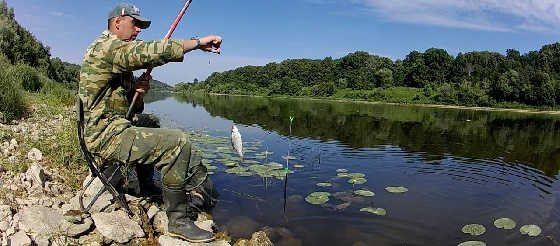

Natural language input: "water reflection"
[174,94,560,177]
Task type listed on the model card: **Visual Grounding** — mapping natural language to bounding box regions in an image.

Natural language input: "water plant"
[354,190,375,197]
[457,241,486,246]
[305,192,330,205]
[461,224,486,236]
[494,218,516,230]
[359,207,386,216]
[519,224,541,237]
[385,186,408,193]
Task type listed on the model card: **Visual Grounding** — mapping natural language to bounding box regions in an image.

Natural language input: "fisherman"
[78,3,221,243]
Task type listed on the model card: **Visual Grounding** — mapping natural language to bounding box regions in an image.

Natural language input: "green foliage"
[40,77,75,106]
[0,58,26,123]
[8,63,42,92]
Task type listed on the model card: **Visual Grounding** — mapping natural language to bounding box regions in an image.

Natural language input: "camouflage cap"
[108,3,151,29]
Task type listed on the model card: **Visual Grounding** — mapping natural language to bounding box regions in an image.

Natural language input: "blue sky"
[9,0,560,85]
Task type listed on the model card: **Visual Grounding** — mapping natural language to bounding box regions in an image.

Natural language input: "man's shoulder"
[85,31,124,58]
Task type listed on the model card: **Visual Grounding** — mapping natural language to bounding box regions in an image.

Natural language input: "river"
[145,93,560,246]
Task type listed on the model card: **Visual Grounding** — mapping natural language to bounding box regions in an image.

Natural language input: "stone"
[63,210,83,224]
[82,174,106,198]
[9,139,17,149]
[147,205,159,221]
[26,163,47,188]
[67,192,113,214]
[158,235,231,246]
[26,148,42,162]
[153,211,169,234]
[9,231,31,246]
[0,221,8,232]
[78,232,105,246]
[19,205,91,240]
[248,231,273,246]
[91,210,145,244]
[0,205,12,222]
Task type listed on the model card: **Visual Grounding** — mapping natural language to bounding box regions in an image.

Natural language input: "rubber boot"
[163,186,215,243]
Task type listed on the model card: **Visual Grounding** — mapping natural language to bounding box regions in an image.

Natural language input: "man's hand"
[198,35,222,54]
[134,73,151,95]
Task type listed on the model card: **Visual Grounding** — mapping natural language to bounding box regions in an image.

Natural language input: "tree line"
[0,0,77,122]
[0,0,80,89]
[175,42,560,108]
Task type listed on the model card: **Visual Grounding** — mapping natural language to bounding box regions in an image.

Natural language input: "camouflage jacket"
[78,30,184,154]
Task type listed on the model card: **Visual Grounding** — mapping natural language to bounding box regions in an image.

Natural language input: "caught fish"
[231,125,243,160]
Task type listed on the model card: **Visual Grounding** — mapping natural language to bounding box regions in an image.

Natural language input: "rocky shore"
[0,105,274,246]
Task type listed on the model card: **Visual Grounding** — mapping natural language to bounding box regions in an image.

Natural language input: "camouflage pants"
[100,127,191,190]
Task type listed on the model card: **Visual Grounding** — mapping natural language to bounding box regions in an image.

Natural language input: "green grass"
[0,63,27,123]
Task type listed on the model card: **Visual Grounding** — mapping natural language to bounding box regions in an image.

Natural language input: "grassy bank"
[176,87,560,115]
[0,75,87,191]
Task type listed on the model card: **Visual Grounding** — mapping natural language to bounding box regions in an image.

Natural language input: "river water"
[145,93,560,246]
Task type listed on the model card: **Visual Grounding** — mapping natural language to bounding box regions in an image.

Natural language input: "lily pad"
[337,173,351,178]
[225,166,248,174]
[305,192,331,205]
[243,160,260,164]
[458,241,486,246]
[354,190,375,197]
[265,162,284,170]
[282,155,297,160]
[224,161,239,167]
[205,165,218,170]
[385,186,408,193]
[293,164,305,168]
[336,169,348,173]
[316,183,332,187]
[359,207,386,216]
[461,224,486,236]
[236,171,254,177]
[520,225,541,237]
[348,177,367,185]
[494,218,516,230]
[348,173,366,178]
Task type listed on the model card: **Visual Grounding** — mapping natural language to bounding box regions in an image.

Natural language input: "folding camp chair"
[76,97,132,214]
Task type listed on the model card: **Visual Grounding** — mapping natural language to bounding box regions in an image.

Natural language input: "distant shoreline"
[172,92,560,116]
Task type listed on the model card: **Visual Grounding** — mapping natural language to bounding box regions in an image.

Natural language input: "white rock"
[91,210,144,244]
[147,205,159,221]
[0,205,12,222]
[9,231,31,246]
[26,148,42,162]
[0,221,8,232]
[9,139,17,149]
[67,192,114,214]
[153,211,168,234]
[82,174,106,198]
[25,163,47,188]
[19,206,91,239]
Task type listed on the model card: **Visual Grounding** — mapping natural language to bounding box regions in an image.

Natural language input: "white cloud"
[354,0,560,32]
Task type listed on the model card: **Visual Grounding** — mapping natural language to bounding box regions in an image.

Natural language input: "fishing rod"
[126,0,194,120]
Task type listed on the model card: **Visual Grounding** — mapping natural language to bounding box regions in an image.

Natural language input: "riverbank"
[0,93,274,246]
[191,92,560,116]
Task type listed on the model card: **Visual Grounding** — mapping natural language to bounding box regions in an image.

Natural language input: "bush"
[40,77,75,106]
[8,63,43,92]
[0,65,26,123]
